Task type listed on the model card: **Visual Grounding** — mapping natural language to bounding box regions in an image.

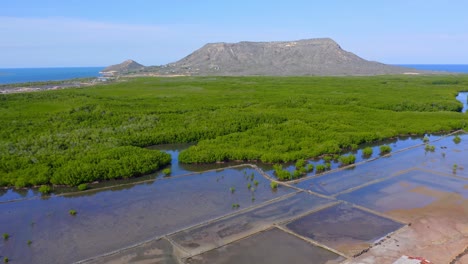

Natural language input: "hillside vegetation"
[0,76,467,187]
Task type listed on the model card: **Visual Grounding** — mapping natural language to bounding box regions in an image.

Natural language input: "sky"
[1,0,468,68]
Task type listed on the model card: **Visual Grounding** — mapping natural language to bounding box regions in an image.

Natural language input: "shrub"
[362,147,373,157]
[270,181,278,189]
[77,183,88,191]
[424,144,435,152]
[379,145,392,155]
[3,233,9,240]
[69,209,77,216]
[232,203,240,209]
[339,155,356,165]
[305,164,314,173]
[298,166,307,174]
[27,240,32,246]
[247,183,251,189]
[293,170,302,179]
[15,178,27,189]
[423,136,430,143]
[295,159,306,169]
[254,180,259,186]
[323,156,332,162]
[3,257,8,263]
[38,185,51,195]
[273,164,292,181]
[162,168,171,176]
[230,187,235,193]
[453,135,461,144]
[316,164,326,173]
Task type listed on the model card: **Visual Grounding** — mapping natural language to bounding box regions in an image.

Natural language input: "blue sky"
[1,0,468,67]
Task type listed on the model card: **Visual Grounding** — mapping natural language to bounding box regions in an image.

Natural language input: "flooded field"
[0,133,467,263]
[285,203,404,256]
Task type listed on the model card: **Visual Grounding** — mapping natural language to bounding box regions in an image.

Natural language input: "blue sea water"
[1,65,467,85]
[396,64,468,73]
[0,67,104,85]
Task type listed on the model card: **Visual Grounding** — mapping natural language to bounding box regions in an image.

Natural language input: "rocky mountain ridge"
[108,38,423,76]
[101,59,145,73]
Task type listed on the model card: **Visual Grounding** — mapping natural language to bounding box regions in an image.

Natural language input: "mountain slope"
[101,59,145,73]
[154,38,419,76]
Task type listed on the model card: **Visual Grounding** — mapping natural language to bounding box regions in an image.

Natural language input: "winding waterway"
[456,92,468,113]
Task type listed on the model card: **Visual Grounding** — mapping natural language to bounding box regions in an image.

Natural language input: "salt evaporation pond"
[0,133,467,263]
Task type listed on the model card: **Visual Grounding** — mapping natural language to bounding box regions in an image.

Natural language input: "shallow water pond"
[184,227,345,264]
[284,203,404,256]
[0,166,294,264]
[0,133,466,263]
[170,191,334,255]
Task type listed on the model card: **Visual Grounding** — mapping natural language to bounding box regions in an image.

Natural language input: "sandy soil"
[347,188,468,264]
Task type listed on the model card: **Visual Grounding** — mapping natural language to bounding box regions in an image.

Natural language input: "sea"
[0,65,468,85]
[0,67,104,85]
[395,64,468,73]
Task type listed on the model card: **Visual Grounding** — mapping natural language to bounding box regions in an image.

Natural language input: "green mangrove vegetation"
[424,144,436,152]
[38,185,51,194]
[362,147,373,157]
[162,168,171,176]
[270,181,278,189]
[1,76,467,187]
[379,145,393,155]
[77,183,88,191]
[338,154,356,165]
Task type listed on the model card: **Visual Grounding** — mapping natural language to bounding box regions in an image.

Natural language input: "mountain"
[101,59,145,73]
[151,38,421,76]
